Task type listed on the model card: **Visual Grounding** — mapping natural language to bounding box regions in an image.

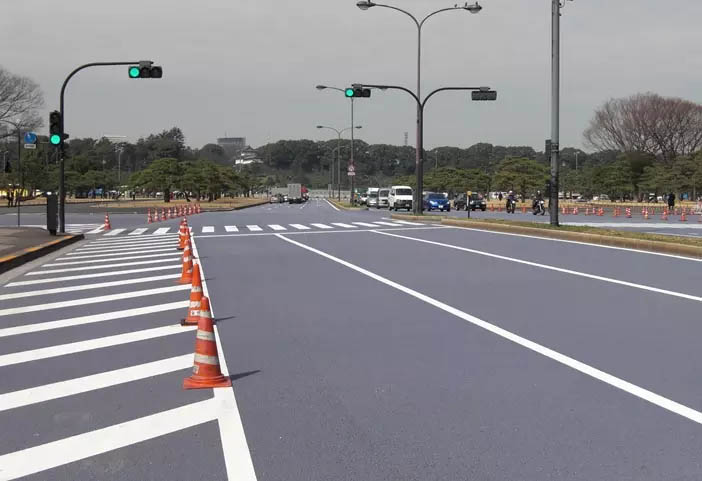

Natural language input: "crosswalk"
[24,223,103,234]
[86,220,425,237]
[0,233,255,479]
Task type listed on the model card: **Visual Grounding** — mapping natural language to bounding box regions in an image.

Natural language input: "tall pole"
[350,98,355,204]
[549,0,561,226]
[16,126,21,227]
[337,133,341,201]
[415,27,423,215]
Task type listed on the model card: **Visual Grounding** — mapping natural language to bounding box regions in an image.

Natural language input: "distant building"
[217,137,246,158]
[234,146,262,166]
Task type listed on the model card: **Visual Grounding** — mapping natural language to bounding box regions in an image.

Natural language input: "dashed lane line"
[0,274,181,301]
[0,284,190,317]
[28,258,178,275]
[0,301,189,337]
[0,324,195,368]
[44,252,181,266]
[202,226,215,233]
[5,265,182,286]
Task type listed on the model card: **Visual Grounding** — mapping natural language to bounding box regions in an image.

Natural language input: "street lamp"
[316,124,362,201]
[356,1,483,214]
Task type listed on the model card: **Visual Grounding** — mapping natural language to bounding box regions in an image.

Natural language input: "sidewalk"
[0,227,83,274]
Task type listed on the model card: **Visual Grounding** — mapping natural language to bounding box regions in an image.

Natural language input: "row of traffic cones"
[147,204,202,224]
[176,217,232,390]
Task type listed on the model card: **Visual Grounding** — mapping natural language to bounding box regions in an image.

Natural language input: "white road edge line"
[325,199,340,211]
[276,233,702,427]
[190,234,258,480]
[374,230,702,304]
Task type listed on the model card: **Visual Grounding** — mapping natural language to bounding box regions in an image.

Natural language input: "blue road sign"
[24,132,37,144]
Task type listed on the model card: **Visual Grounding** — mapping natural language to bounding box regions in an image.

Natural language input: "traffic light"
[128,64,163,78]
[49,111,62,146]
[471,90,497,101]
[345,87,371,98]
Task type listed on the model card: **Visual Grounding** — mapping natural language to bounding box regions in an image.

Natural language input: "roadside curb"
[391,213,445,222]
[0,233,85,275]
[328,199,363,211]
[439,218,702,259]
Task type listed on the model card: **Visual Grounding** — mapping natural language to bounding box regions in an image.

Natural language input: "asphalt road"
[2,198,702,480]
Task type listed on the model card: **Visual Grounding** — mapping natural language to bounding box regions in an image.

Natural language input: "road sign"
[24,132,37,144]
[347,165,355,176]
[347,171,356,176]
[23,144,36,150]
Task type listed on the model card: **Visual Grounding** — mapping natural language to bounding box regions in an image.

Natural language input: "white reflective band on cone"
[191,286,202,293]
[189,309,200,317]
[189,301,200,308]
[196,330,216,341]
[194,353,219,365]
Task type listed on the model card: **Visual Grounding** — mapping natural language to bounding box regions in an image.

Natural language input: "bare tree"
[584,93,702,163]
[0,66,45,137]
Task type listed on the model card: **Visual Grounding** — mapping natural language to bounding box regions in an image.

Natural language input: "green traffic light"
[345,88,355,98]
[50,134,61,145]
[128,66,140,78]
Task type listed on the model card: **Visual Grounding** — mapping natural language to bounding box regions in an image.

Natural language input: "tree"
[584,93,702,163]
[493,157,549,199]
[130,158,182,202]
[0,66,44,134]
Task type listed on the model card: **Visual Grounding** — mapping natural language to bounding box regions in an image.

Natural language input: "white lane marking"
[310,223,333,229]
[299,203,307,210]
[268,224,287,231]
[0,284,190,317]
[202,226,215,233]
[44,252,181,266]
[289,224,310,230]
[69,244,177,255]
[277,234,702,428]
[153,227,171,235]
[193,226,448,239]
[91,233,180,244]
[391,220,424,226]
[6,265,181,286]
[445,225,702,263]
[377,230,702,304]
[352,222,380,227]
[225,225,239,232]
[86,226,105,234]
[563,222,702,229]
[331,223,357,229]
[29,258,177,274]
[0,325,195,368]
[0,398,216,480]
[247,225,263,232]
[0,274,181,301]
[63,247,175,259]
[102,228,126,236]
[128,228,148,236]
[325,199,340,211]
[372,221,403,226]
[0,301,189,338]
[78,236,179,247]
[190,233,258,480]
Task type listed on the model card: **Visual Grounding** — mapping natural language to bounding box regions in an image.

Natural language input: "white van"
[378,188,390,208]
[388,185,413,211]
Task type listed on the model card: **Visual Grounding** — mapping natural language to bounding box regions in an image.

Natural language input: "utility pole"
[549,0,562,226]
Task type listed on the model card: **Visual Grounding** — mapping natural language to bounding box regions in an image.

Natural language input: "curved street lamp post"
[316,124,362,201]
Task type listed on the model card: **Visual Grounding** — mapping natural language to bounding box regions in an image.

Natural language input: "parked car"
[423,192,450,212]
[367,191,379,208]
[388,185,413,211]
[378,188,390,208]
[469,193,487,211]
[359,193,369,205]
[453,194,467,210]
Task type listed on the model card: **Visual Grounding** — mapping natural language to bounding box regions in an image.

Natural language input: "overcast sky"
[2,0,701,152]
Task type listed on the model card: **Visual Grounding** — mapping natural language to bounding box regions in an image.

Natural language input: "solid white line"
[352,222,380,227]
[0,301,189,337]
[289,224,310,230]
[193,226,447,239]
[153,227,171,235]
[225,225,239,232]
[78,237,179,248]
[86,226,105,234]
[91,233,180,243]
[277,234,702,428]
[0,284,190,317]
[190,234,258,480]
[63,247,176,259]
[246,225,262,232]
[376,230,702,303]
[310,223,333,229]
[44,252,181,266]
[0,325,195,367]
[372,221,403,226]
[268,224,286,231]
[563,222,702,229]
[331,223,357,228]
[325,199,340,211]
[6,265,181,286]
[69,243,177,255]
[444,225,702,263]
[128,228,148,236]
[0,274,181,301]
[29,258,177,274]
[391,220,424,226]
[0,398,215,480]
[202,226,215,233]
[103,228,126,236]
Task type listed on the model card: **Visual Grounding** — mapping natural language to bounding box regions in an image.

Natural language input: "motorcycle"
[533,199,546,215]
[506,198,516,214]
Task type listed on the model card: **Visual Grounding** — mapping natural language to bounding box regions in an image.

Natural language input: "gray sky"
[2,0,701,151]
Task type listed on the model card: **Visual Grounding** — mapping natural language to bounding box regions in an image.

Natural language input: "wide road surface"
[2,198,702,480]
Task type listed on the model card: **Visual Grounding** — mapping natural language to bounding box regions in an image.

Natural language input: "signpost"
[347,165,356,176]
[24,132,37,149]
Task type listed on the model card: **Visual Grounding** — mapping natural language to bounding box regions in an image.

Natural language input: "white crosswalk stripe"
[225,225,238,232]
[289,224,310,230]
[247,225,263,232]
[331,223,357,229]
[202,226,215,233]
[310,223,333,229]
[268,224,287,231]
[352,222,380,227]
[128,228,148,235]
[103,228,126,236]
[153,227,171,235]
[372,221,403,226]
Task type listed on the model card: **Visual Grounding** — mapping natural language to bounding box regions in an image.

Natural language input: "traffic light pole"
[549,0,561,226]
[350,98,355,204]
[58,61,147,234]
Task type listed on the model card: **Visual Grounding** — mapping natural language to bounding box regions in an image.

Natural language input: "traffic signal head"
[49,111,62,145]
[471,90,497,101]
[345,87,371,98]
[128,65,163,79]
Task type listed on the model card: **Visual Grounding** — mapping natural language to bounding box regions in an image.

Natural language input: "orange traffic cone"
[644,209,649,220]
[573,207,578,215]
[197,204,201,214]
[178,239,194,284]
[680,211,688,222]
[104,213,111,230]
[626,208,632,218]
[147,209,153,224]
[181,264,203,325]
[177,219,189,251]
[522,205,526,214]
[183,296,231,390]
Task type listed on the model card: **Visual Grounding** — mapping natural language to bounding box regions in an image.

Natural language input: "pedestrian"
[498,192,503,202]
[667,192,675,211]
[7,191,12,207]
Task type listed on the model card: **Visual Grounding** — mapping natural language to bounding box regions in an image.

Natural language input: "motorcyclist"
[506,190,516,213]
[533,190,545,214]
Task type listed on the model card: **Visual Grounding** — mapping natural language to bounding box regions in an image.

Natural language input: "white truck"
[287,183,303,204]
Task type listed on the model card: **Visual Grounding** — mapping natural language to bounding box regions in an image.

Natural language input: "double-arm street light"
[0,119,23,226]
[356,1,482,213]
[316,124,362,200]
